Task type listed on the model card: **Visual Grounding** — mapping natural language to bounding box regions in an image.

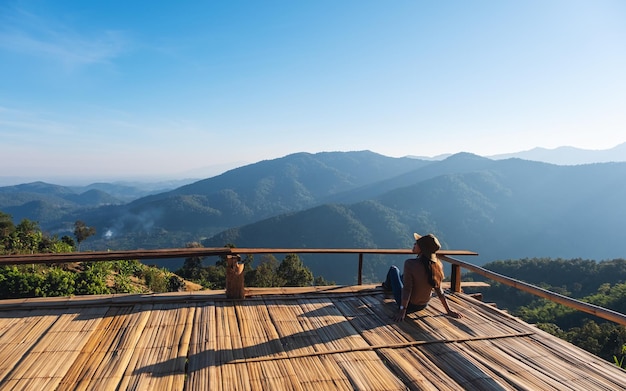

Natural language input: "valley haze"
[3,1,625,195]
[2,144,625,284]
[2,143,625,187]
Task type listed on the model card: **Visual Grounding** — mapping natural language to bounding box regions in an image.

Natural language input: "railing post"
[358,253,363,285]
[226,255,245,299]
[450,264,462,293]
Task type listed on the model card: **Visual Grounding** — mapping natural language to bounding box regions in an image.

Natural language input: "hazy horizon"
[1,142,625,187]
[2,1,625,182]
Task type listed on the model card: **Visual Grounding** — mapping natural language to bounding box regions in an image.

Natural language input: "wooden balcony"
[1,248,625,390]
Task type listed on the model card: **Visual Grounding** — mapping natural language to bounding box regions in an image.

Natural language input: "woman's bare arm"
[435,287,463,318]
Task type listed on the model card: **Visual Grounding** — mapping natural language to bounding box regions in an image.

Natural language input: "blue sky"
[1,1,625,184]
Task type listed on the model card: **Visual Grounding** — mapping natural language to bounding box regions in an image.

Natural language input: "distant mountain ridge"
[72,151,428,244]
[0,180,196,226]
[202,155,626,282]
[2,147,626,285]
[488,142,626,165]
[410,142,626,165]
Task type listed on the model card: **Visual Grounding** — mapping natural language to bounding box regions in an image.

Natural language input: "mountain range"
[413,142,626,165]
[1,145,625,284]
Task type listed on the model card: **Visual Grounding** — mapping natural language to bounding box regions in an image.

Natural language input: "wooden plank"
[265,299,361,390]
[239,301,302,391]
[332,295,407,347]
[0,307,108,390]
[186,303,217,391]
[418,342,511,390]
[462,339,564,390]
[58,305,152,390]
[215,302,251,390]
[379,347,453,391]
[0,247,477,266]
[0,310,60,381]
[289,356,353,390]
[293,297,406,390]
[298,298,369,352]
[116,303,195,390]
[334,350,407,391]
[0,288,626,390]
[450,264,462,292]
[0,247,232,265]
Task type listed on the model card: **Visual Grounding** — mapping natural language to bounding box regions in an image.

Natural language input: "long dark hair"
[419,254,444,288]
[416,234,444,288]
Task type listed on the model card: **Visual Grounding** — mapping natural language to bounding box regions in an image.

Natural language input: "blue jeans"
[384,266,427,313]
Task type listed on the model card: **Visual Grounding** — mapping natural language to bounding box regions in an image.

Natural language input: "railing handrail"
[442,254,626,327]
[1,247,624,327]
[0,247,477,265]
[0,247,477,287]
[0,248,233,264]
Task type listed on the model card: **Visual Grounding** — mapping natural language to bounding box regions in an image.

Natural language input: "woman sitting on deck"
[382,233,463,320]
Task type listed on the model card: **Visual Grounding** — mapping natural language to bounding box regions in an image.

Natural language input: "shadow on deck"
[1,285,625,390]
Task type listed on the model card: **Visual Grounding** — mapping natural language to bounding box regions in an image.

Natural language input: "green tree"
[0,266,44,298]
[177,242,206,280]
[246,254,286,287]
[76,262,111,295]
[0,213,76,255]
[39,267,76,297]
[277,254,314,287]
[313,275,334,286]
[112,260,143,293]
[61,235,75,249]
[9,219,43,254]
[167,274,185,291]
[203,265,227,289]
[0,211,15,252]
[614,345,626,369]
[74,220,96,251]
[38,234,74,253]
[143,267,182,293]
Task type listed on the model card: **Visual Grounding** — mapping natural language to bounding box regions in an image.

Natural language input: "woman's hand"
[447,310,463,319]
[394,308,407,322]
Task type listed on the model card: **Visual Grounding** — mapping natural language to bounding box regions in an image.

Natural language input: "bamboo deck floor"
[0,285,625,390]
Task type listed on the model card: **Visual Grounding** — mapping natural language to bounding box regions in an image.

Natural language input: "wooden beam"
[0,247,477,265]
[225,255,245,299]
[0,247,232,265]
[441,254,626,327]
[450,264,462,293]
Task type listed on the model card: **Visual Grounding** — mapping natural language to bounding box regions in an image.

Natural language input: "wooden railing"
[443,254,626,327]
[0,247,477,285]
[2,247,626,326]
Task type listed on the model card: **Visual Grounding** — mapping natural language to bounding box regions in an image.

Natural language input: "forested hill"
[49,151,430,244]
[463,257,626,365]
[0,181,189,225]
[202,155,626,283]
[2,151,626,283]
